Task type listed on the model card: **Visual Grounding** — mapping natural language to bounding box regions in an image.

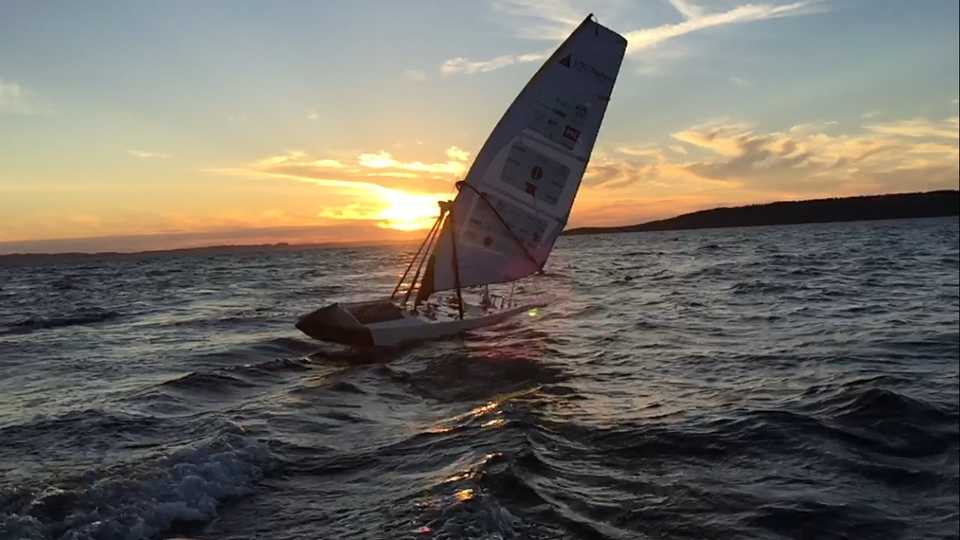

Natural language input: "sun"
[377,189,447,231]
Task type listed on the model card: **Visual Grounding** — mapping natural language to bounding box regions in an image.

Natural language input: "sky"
[1,0,958,253]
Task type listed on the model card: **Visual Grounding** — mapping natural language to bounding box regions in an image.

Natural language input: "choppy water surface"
[1,217,957,540]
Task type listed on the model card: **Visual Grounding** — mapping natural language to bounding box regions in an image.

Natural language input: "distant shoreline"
[564,190,959,236]
[0,238,415,265]
[1,191,956,263]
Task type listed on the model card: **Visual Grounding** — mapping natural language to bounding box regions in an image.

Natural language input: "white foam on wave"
[1,433,270,540]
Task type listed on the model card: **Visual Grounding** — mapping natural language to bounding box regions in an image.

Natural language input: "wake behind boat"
[296,14,627,347]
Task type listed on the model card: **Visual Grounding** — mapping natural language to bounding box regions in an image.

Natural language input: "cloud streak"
[671,116,959,190]
[127,149,172,159]
[865,117,959,139]
[356,148,468,176]
[489,0,586,40]
[441,0,823,76]
[669,0,704,19]
[254,151,343,169]
[0,79,53,116]
[403,69,427,81]
[442,51,549,76]
[214,147,466,193]
[624,1,819,53]
[206,146,469,231]
[573,114,958,225]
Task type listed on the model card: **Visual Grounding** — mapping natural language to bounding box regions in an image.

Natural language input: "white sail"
[417,15,626,302]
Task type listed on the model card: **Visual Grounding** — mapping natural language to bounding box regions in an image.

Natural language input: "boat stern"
[295,303,375,347]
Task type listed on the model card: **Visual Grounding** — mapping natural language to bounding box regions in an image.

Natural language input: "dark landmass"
[564,190,959,236]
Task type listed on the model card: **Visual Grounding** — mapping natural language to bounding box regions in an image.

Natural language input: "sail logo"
[558,51,615,82]
[572,59,615,83]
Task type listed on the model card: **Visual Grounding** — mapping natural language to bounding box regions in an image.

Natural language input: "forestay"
[417,15,627,303]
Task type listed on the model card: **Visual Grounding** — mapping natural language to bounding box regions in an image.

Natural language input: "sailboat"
[296,14,626,347]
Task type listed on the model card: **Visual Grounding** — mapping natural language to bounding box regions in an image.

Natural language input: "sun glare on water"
[377,189,446,231]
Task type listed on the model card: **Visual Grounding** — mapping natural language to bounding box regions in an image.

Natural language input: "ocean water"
[0,217,957,540]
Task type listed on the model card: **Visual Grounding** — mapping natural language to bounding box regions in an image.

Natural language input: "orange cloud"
[356,149,467,176]
[207,147,463,232]
[570,115,959,226]
[864,117,959,139]
[127,149,172,159]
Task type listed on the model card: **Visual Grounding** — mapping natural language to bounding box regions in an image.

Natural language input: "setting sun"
[377,189,448,231]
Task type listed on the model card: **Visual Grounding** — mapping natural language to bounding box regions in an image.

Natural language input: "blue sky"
[1,0,957,252]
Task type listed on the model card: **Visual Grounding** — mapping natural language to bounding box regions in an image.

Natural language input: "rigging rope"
[402,210,446,307]
[391,210,444,301]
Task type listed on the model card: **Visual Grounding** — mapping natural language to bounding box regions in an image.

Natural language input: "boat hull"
[295,299,545,348]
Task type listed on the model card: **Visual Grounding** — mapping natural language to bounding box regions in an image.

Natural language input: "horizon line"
[2,189,956,258]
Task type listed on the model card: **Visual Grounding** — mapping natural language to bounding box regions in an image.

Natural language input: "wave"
[0,409,166,460]
[428,404,957,538]
[729,280,793,295]
[1,310,122,335]
[159,357,314,396]
[161,371,260,392]
[747,500,908,539]
[390,355,565,403]
[829,387,956,424]
[414,475,548,539]
[251,336,321,355]
[0,432,270,540]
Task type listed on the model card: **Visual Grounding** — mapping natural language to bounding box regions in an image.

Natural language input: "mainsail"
[416,15,626,303]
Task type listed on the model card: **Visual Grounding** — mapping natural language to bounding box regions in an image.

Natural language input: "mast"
[447,203,465,319]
